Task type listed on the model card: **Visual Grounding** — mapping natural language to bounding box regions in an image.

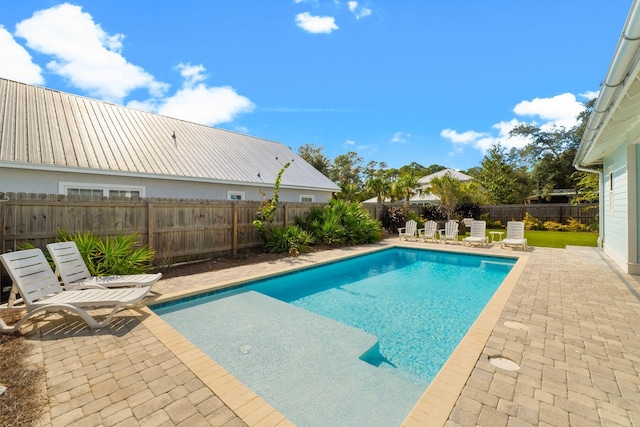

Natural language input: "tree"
[428,174,467,219]
[509,99,594,200]
[473,144,533,204]
[393,173,420,208]
[297,143,331,176]
[330,151,364,200]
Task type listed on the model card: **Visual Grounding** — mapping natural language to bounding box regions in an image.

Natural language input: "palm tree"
[394,173,420,209]
[365,176,391,203]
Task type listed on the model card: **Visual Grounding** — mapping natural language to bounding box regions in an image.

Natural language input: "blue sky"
[0,1,633,171]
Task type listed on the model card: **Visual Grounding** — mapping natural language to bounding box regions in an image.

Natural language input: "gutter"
[576,0,640,166]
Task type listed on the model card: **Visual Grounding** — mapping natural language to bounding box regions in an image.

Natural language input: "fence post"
[147,202,155,249]
[233,203,238,255]
[284,204,288,227]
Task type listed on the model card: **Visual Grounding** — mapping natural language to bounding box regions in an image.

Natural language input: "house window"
[299,195,314,203]
[60,182,145,198]
[227,191,245,201]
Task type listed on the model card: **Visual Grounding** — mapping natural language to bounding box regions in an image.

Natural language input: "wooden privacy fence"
[481,203,598,225]
[0,193,323,267]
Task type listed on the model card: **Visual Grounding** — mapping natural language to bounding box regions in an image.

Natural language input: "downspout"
[574,165,604,250]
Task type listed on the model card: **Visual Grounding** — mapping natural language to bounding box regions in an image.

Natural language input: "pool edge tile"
[140,308,290,427]
[400,249,528,426]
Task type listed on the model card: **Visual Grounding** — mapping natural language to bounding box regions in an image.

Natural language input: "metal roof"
[0,78,340,192]
[417,168,473,185]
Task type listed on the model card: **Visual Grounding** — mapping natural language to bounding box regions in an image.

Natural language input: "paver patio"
[12,242,640,426]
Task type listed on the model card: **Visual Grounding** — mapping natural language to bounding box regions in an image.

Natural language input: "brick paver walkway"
[15,243,640,426]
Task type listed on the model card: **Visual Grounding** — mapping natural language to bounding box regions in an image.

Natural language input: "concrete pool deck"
[15,241,640,426]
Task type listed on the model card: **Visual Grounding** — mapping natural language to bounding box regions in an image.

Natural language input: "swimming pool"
[154,247,515,427]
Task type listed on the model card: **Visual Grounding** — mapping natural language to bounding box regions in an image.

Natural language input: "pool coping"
[140,242,528,427]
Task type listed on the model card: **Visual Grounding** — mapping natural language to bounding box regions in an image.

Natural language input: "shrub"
[298,199,382,245]
[543,221,567,232]
[405,210,425,228]
[55,230,156,275]
[523,212,544,230]
[421,205,446,221]
[262,226,315,257]
[479,213,502,229]
[379,205,406,234]
[566,217,591,232]
[456,203,482,219]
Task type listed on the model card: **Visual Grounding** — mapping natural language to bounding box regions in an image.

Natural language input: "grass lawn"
[465,229,598,248]
[523,230,598,248]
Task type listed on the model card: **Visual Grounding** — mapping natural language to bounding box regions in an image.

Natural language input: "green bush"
[56,230,156,275]
[298,199,382,245]
[421,205,446,220]
[479,213,502,229]
[262,226,315,257]
[523,212,545,230]
[566,217,591,232]
[543,221,567,232]
[379,205,405,233]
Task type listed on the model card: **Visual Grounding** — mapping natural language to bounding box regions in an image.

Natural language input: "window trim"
[227,191,245,201]
[59,182,145,198]
[299,194,315,203]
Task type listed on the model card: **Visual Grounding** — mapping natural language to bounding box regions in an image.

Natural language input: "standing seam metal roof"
[0,78,340,191]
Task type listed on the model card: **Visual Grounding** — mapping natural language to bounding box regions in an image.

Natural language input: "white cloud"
[348,1,372,19]
[580,90,599,101]
[0,25,43,84]
[441,92,589,154]
[14,3,167,103]
[295,12,339,34]
[512,92,582,129]
[390,131,410,143]
[440,129,485,144]
[177,63,207,87]
[345,139,355,145]
[129,63,255,126]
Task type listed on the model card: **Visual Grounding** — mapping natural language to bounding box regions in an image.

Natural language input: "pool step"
[160,290,422,427]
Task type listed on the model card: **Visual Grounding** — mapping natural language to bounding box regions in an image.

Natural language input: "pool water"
[154,248,515,426]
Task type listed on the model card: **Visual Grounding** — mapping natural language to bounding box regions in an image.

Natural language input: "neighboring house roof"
[362,168,472,204]
[0,78,340,192]
[417,168,473,185]
[575,1,640,168]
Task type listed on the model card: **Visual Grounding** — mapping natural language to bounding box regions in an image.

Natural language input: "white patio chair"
[398,220,418,241]
[0,249,151,333]
[419,220,438,243]
[438,220,460,244]
[462,220,488,247]
[501,221,528,250]
[47,241,161,290]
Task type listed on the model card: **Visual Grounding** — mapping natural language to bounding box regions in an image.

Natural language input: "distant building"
[363,168,473,205]
[525,189,577,204]
[0,78,340,202]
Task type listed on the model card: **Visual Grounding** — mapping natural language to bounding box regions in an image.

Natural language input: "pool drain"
[488,355,520,371]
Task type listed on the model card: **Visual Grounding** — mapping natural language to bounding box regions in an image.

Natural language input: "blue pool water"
[154,248,515,427]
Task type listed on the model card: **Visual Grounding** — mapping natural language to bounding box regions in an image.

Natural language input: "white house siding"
[633,144,640,273]
[603,143,629,271]
[0,168,332,203]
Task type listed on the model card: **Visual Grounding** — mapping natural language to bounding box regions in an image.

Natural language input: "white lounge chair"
[419,220,438,243]
[462,220,488,247]
[501,221,528,251]
[438,220,460,244]
[398,220,418,241]
[0,249,151,333]
[47,241,161,290]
